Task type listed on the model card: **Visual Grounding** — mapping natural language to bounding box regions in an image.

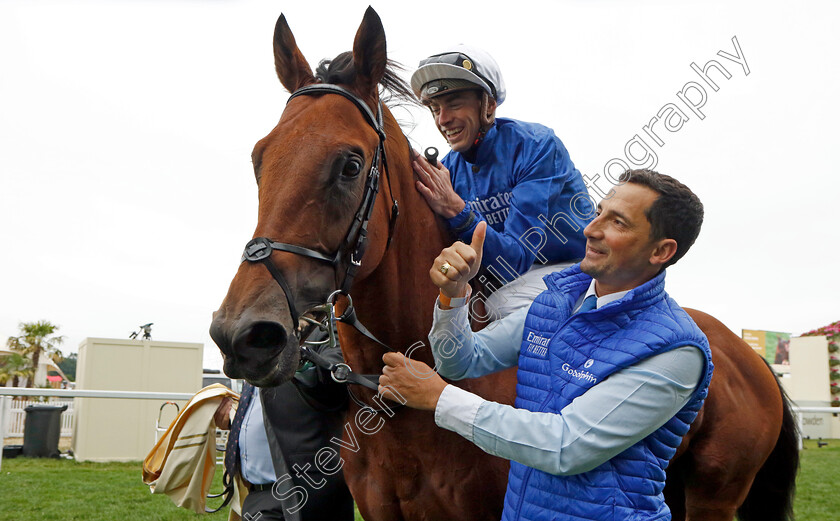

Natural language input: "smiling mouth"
[444,128,463,140]
[586,245,606,256]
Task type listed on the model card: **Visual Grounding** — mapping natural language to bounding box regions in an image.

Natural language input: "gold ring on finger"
[439,262,451,275]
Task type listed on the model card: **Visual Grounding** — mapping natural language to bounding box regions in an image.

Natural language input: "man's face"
[427,90,483,153]
[580,182,666,295]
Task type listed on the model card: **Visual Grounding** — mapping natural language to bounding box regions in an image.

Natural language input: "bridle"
[239,82,400,396]
[218,81,411,514]
[241,83,397,325]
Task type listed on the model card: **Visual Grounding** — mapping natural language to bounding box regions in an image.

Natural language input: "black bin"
[2,445,23,459]
[22,404,68,458]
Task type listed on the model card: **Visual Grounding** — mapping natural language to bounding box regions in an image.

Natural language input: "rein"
[239,83,404,409]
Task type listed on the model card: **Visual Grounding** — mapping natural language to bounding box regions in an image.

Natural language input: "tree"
[0,352,33,387]
[7,320,64,388]
[56,352,77,382]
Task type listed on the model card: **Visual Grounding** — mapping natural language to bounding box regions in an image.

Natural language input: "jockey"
[411,45,592,318]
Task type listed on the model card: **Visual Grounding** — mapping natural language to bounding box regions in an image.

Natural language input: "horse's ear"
[273,14,315,93]
[352,6,387,95]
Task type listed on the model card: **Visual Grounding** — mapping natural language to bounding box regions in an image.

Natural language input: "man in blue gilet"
[411,46,591,318]
[379,169,713,521]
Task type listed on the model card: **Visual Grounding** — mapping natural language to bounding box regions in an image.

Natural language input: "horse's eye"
[342,158,363,178]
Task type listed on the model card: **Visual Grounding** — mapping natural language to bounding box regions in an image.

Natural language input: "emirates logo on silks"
[584,359,594,369]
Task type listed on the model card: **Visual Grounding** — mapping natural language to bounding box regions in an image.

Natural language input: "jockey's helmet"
[410,45,506,105]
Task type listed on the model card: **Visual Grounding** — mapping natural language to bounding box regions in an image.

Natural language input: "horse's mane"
[315,51,418,107]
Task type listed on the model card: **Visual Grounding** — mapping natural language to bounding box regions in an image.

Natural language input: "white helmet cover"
[411,45,506,105]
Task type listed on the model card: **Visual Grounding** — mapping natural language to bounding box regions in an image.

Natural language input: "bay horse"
[209,8,798,521]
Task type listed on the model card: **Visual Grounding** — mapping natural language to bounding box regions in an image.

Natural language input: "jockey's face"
[580,183,676,296]
[428,90,483,153]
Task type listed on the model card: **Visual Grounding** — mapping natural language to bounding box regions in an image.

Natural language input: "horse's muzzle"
[233,320,289,352]
[209,314,301,386]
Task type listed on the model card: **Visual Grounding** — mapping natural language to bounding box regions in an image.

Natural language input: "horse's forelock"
[315,52,355,85]
[315,52,417,106]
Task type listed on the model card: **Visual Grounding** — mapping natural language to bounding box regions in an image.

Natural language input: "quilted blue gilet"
[500,265,713,521]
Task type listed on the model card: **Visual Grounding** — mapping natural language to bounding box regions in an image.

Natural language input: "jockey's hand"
[412,148,466,219]
[430,222,487,298]
[213,397,235,430]
[378,352,447,411]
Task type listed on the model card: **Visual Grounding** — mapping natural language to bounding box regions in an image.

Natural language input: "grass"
[792,438,840,520]
[0,440,836,520]
[0,458,229,521]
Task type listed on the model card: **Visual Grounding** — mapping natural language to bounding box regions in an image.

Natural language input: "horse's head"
[210,8,404,386]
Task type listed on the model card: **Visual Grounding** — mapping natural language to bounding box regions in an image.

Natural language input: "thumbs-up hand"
[430,221,488,298]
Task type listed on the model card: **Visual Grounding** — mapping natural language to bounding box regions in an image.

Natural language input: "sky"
[1,0,838,372]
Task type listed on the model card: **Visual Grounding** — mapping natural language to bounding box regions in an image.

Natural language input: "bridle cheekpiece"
[238,82,398,396]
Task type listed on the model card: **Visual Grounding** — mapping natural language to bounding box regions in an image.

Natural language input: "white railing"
[1,388,837,469]
[5,397,75,437]
[791,406,838,450]
[794,406,839,413]
[0,388,194,400]
[0,387,194,471]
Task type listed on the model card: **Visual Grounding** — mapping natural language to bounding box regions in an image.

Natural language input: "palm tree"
[6,321,64,388]
[0,352,33,387]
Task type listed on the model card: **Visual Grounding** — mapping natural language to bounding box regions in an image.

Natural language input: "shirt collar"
[581,279,630,310]
[546,263,668,314]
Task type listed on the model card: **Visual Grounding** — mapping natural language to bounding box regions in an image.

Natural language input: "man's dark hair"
[619,169,704,268]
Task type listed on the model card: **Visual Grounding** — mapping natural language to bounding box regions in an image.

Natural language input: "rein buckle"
[331,363,352,383]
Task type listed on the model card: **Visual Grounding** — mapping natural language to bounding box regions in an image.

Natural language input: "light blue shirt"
[430,280,704,476]
[239,386,277,485]
[238,368,322,485]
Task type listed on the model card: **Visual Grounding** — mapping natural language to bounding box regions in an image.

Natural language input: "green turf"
[0,458,228,520]
[0,440,835,520]
[792,438,840,520]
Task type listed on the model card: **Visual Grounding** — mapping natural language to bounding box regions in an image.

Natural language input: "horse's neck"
[348,112,450,367]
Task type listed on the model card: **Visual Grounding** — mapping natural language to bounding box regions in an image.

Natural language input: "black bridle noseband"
[239,83,398,393]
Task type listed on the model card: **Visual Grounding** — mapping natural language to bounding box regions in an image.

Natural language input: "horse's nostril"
[244,321,288,350]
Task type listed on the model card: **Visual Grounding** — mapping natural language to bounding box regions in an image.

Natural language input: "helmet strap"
[472,91,496,150]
